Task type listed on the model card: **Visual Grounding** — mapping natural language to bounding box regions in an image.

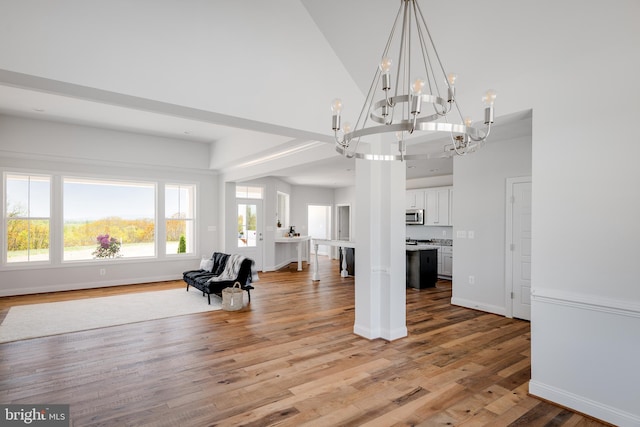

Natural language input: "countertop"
[406,244,440,252]
[405,239,453,251]
[275,235,311,243]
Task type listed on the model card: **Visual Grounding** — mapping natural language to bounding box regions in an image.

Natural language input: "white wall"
[451,125,532,315]
[0,115,211,169]
[0,115,218,296]
[484,2,640,423]
[406,226,453,241]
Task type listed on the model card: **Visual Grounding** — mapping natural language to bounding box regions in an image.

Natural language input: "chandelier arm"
[412,1,438,100]
[445,116,468,156]
[450,133,467,156]
[412,2,451,118]
[382,2,404,59]
[468,123,492,142]
[352,66,382,139]
[394,0,410,104]
[415,1,451,91]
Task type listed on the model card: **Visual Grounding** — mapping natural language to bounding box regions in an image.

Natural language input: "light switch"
[456,230,467,238]
[468,231,475,239]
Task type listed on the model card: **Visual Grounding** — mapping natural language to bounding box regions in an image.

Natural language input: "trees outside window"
[5,174,51,263]
[63,178,155,260]
[165,184,195,255]
[4,172,198,266]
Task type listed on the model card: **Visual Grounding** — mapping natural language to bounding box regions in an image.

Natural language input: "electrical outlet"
[99,268,106,276]
[442,230,447,236]
[468,275,475,285]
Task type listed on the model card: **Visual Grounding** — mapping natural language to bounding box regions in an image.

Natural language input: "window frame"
[61,175,158,262]
[3,172,52,265]
[2,168,202,270]
[165,183,197,256]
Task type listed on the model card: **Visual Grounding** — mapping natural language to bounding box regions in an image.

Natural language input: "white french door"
[235,199,263,270]
[506,177,532,320]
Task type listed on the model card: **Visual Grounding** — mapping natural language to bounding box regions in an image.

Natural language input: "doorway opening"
[308,205,332,256]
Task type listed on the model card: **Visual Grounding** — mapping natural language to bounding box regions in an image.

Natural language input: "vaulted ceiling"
[0,0,568,186]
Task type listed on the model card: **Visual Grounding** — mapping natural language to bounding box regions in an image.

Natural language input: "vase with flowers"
[92,234,121,258]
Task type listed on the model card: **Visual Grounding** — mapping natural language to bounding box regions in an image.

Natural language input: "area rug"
[0,288,222,343]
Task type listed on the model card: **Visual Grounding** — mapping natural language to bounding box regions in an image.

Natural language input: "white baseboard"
[264,258,309,272]
[353,324,407,342]
[353,324,379,340]
[529,380,640,427]
[0,274,183,297]
[450,297,506,316]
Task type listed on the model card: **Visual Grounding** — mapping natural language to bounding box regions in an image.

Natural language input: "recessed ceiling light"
[429,169,439,173]
[33,108,45,112]
[183,131,191,135]
[407,165,416,169]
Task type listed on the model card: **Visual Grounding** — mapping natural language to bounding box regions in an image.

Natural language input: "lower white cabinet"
[439,246,453,278]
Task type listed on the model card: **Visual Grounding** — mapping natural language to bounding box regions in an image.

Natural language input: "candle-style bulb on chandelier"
[332,0,496,161]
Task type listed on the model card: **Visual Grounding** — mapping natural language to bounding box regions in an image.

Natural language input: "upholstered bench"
[183,252,256,304]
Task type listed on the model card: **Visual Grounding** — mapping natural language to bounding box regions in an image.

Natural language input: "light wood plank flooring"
[0,257,608,426]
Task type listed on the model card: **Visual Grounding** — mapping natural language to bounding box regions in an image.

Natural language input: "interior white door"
[235,199,263,270]
[510,180,532,320]
[337,205,350,240]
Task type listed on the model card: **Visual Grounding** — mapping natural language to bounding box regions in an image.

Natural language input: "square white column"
[353,140,407,341]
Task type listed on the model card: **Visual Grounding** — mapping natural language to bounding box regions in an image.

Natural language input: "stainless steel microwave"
[406,209,424,225]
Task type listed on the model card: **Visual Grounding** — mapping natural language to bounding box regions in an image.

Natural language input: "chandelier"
[331,0,496,161]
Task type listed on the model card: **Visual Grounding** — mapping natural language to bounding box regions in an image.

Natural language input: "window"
[235,185,262,248]
[236,185,263,199]
[237,203,258,247]
[63,177,155,260]
[5,174,51,263]
[165,184,195,255]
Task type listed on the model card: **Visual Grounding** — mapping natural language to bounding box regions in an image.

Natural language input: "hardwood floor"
[0,258,607,426]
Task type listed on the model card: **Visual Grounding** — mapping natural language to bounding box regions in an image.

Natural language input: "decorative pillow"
[200,257,214,272]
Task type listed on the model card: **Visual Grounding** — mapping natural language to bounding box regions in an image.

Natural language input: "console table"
[274,235,311,271]
[311,239,356,281]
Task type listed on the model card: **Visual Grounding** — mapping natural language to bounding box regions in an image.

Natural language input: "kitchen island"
[406,239,453,279]
[274,235,311,271]
[311,239,356,281]
[406,246,438,288]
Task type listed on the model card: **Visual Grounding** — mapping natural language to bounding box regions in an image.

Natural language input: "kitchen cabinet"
[440,246,453,278]
[406,189,425,210]
[425,188,451,226]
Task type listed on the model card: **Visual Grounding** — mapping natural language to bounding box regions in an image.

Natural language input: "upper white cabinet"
[425,187,452,226]
[406,189,425,210]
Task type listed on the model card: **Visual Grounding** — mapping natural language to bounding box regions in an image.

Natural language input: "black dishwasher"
[406,248,437,289]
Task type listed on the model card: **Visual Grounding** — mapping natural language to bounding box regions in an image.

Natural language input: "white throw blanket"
[208,254,259,283]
